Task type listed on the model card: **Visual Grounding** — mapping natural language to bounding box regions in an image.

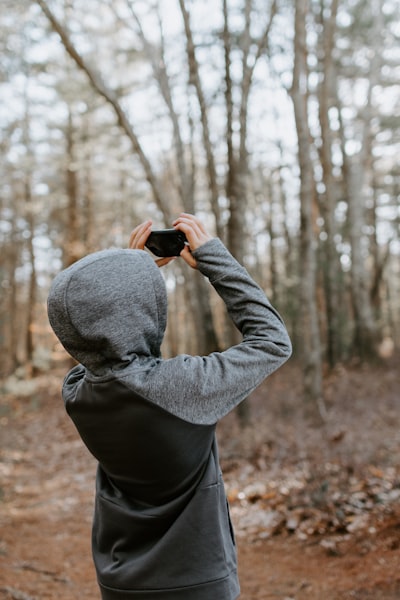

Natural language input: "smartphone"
[145,229,187,257]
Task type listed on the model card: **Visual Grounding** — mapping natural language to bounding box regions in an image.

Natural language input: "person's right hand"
[172,213,213,269]
[128,220,175,267]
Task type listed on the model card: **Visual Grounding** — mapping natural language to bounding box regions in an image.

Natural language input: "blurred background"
[1,0,399,408]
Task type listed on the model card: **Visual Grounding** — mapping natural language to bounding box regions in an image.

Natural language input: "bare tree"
[111,0,195,214]
[335,16,382,358]
[290,0,323,412]
[315,0,345,367]
[0,175,21,376]
[36,0,220,355]
[36,0,171,223]
[178,0,222,235]
[2,0,398,387]
[223,0,278,263]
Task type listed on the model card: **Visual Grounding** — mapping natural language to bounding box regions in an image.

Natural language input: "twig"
[15,562,69,583]
[0,586,36,600]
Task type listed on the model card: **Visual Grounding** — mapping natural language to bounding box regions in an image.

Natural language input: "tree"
[314,0,345,367]
[289,0,323,410]
[1,0,399,403]
[36,0,220,354]
[334,0,384,359]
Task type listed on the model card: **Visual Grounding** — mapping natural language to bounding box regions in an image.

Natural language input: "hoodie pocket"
[93,474,237,591]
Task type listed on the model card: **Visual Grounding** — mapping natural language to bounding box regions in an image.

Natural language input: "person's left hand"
[129,220,175,267]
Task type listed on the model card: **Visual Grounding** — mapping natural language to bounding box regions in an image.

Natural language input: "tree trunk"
[178,0,222,235]
[290,0,323,412]
[121,2,194,213]
[2,202,20,376]
[316,0,344,367]
[81,117,96,254]
[222,0,278,423]
[347,164,379,358]
[24,178,37,371]
[65,110,81,266]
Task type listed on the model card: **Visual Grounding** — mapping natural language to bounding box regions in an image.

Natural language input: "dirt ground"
[1,358,399,599]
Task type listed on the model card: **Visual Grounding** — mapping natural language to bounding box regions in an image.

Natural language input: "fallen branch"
[0,587,36,600]
[15,562,69,583]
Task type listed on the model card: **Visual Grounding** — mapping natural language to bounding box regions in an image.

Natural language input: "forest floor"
[0,356,399,600]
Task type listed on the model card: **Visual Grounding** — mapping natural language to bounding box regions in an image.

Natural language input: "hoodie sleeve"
[142,238,292,425]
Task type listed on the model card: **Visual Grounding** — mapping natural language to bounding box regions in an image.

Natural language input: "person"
[47,213,292,600]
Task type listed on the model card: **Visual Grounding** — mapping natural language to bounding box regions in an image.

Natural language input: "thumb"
[180,245,197,269]
[155,256,176,268]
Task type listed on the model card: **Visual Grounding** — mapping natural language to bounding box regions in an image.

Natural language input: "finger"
[173,218,211,251]
[129,220,152,249]
[179,245,197,269]
[172,217,202,241]
[173,213,208,234]
[155,256,176,268]
[129,224,147,248]
[173,214,199,228]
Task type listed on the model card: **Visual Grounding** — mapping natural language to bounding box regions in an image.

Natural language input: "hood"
[47,249,167,375]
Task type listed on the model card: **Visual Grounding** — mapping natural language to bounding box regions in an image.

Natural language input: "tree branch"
[178,0,222,235]
[36,0,170,221]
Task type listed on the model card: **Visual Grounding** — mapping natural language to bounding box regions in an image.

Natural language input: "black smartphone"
[145,229,187,257]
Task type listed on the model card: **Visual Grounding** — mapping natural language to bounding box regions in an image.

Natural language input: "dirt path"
[1,364,399,599]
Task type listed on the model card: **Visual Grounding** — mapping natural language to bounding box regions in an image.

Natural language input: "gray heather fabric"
[47,248,166,372]
[47,238,292,425]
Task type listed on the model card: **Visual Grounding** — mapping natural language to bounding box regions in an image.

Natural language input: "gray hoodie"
[47,238,292,599]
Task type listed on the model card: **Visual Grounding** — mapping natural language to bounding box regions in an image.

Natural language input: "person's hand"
[128,220,175,267]
[172,213,213,269]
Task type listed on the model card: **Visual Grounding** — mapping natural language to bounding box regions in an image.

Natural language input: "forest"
[1,1,400,599]
[1,0,399,406]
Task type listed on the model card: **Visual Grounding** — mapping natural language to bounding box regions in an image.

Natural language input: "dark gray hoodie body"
[47,238,292,599]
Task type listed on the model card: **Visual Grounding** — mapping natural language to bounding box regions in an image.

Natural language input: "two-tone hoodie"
[47,237,292,600]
